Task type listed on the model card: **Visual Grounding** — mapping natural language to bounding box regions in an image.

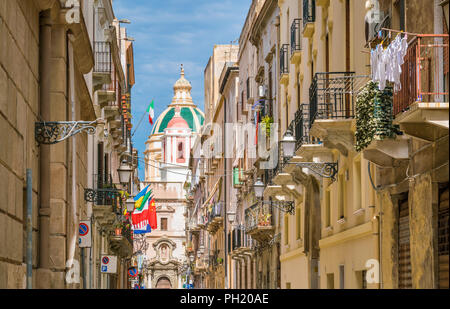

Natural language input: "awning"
[201,177,222,210]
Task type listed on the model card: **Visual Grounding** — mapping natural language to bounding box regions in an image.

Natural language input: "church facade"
[141,67,204,289]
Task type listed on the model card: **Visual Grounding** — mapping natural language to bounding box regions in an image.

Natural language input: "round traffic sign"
[79,223,89,237]
[102,256,110,265]
[128,267,138,277]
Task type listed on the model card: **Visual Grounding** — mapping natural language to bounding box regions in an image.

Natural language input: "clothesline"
[380,27,419,37]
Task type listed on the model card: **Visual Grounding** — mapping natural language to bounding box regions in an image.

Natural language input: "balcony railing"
[208,202,224,221]
[280,44,289,75]
[206,202,224,233]
[393,34,449,116]
[94,41,112,73]
[92,174,118,210]
[291,19,302,55]
[263,143,284,186]
[245,202,274,232]
[289,104,314,151]
[303,0,316,27]
[309,72,369,127]
[232,225,254,252]
[121,223,133,245]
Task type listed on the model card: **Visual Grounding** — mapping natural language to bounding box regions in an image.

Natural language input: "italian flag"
[147,100,155,125]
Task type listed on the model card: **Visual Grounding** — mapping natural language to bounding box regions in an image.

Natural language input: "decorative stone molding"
[35,0,57,11]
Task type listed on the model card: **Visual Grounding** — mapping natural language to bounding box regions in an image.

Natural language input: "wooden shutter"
[438,187,449,289]
[97,142,104,187]
[398,198,412,289]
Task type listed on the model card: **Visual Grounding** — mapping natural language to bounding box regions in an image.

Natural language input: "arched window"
[177,142,185,163]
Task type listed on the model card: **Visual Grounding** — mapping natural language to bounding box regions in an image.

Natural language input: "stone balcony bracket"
[363,135,410,168]
[93,73,112,92]
[310,120,355,156]
[394,102,449,142]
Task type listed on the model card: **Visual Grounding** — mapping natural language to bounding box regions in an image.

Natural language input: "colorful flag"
[134,185,152,211]
[134,185,150,202]
[147,100,155,125]
[136,190,152,212]
[132,198,152,234]
[149,199,157,230]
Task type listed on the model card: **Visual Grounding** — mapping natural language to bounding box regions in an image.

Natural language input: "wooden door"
[438,187,449,289]
[156,277,172,289]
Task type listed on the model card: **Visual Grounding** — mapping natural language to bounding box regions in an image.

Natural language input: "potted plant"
[260,116,274,136]
[113,221,123,236]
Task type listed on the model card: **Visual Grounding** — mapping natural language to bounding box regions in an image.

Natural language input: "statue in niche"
[160,244,169,263]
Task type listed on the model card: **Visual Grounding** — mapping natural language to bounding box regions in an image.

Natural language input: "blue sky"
[113,0,251,179]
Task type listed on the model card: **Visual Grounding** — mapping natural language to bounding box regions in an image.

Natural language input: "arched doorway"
[156,277,172,289]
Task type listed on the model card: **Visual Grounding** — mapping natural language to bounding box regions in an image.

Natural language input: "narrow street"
[0,0,448,291]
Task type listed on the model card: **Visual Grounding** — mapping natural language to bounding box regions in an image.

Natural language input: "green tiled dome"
[151,106,205,135]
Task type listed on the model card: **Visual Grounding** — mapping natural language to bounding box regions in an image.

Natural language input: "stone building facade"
[0,0,137,289]
[186,0,448,290]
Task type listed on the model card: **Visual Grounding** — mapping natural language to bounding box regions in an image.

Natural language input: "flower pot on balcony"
[115,228,122,236]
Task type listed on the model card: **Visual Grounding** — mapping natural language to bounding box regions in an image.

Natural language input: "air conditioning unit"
[364,1,388,43]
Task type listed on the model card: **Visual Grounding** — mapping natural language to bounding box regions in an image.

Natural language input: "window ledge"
[353,208,365,217]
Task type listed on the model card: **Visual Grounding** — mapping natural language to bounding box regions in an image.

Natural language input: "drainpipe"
[369,162,382,289]
[26,169,33,289]
[224,99,228,289]
[38,9,53,277]
[67,33,80,287]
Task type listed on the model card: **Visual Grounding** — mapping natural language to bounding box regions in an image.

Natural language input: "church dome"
[167,108,190,129]
[150,66,205,135]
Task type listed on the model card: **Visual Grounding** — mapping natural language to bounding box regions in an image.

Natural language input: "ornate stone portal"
[147,237,181,289]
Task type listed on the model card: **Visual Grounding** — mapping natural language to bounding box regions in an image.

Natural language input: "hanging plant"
[260,116,274,136]
[355,81,402,152]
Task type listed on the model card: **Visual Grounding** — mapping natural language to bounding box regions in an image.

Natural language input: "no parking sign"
[128,267,138,278]
[78,221,91,248]
[101,255,117,274]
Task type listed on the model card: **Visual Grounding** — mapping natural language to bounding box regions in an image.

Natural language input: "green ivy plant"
[355,81,402,152]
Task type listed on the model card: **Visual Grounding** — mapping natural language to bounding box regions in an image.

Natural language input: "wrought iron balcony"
[84,174,119,210]
[245,202,274,242]
[291,18,302,55]
[303,0,316,26]
[393,34,449,116]
[309,72,369,128]
[280,44,289,76]
[206,202,224,234]
[231,225,254,257]
[288,104,315,152]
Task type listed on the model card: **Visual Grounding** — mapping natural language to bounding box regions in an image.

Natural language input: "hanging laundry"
[370,34,408,92]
